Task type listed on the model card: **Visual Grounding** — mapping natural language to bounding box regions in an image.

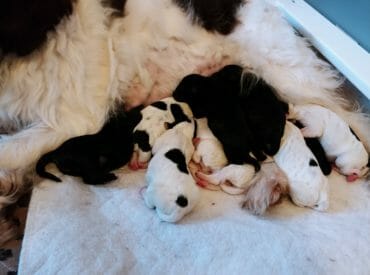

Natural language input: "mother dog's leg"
[226,0,370,151]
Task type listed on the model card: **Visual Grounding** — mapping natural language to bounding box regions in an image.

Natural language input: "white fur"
[144,122,199,222]
[0,0,112,217]
[242,161,289,215]
[196,164,255,195]
[192,118,228,172]
[274,121,329,211]
[290,104,369,178]
[130,97,193,167]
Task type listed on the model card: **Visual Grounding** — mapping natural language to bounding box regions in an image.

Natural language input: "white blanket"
[19,168,370,274]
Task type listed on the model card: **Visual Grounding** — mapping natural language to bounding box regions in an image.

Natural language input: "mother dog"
[0,0,369,244]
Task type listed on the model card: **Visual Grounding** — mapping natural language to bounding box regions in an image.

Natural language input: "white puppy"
[274,121,329,211]
[192,118,228,172]
[289,104,369,181]
[144,121,200,223]
[130,97,193,170]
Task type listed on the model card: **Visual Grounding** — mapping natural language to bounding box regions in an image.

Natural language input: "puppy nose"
[176,195,188,208]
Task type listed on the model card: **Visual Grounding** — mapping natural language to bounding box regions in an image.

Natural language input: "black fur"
[176,195,188,207]
[295,120,332,175]
[349,127,360,141]
[173,67,261,171]
[151,101,168,111]
[165,149,189,174]
[238,71,287,157]
[166,104,191,129]
[133,130,151,152]
[309,158,318,167]
[36,106,139,185]
[174,0,243,34]
[0,0,74,56]
[102,0,127,16]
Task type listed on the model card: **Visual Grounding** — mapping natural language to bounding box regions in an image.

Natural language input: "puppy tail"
[36,152,62,182]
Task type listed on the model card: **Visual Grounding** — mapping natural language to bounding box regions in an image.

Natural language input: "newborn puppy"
[130,97,193,170]
[274,121,329,211]
[192,117,228,173]
[173,69,260,170]
[290,104,369,181]
[144,121,200,223]
[242,161,289,215]
[36,106,138,185]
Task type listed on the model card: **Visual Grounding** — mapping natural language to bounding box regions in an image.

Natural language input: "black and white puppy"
[144,121,199,223]
[130,97,193,170]
[173,69,261,171]
[36,106,140,185]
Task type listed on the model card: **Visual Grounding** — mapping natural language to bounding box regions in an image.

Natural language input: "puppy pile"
[36,65,370,222]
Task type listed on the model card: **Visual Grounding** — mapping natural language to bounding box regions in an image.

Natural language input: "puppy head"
[173,74,210,118]
[210,64,243,94]
[335,144,369,180]
[289,159,329,211]
[144,175,200,223]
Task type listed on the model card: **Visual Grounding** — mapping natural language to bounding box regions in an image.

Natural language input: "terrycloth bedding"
[19,167,370,274]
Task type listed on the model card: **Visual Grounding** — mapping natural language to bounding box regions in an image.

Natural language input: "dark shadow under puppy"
[36,105,143,185]
[173,69,261,171]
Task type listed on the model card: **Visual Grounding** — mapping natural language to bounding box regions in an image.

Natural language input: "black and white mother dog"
[1,0,369,244]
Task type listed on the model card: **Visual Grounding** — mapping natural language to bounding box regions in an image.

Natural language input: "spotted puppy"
[274,121,329,211]
[144,121,200,223]
[130,97,193,170]
[289,104,369,181]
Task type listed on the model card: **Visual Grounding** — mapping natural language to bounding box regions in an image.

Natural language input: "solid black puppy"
[36,105,142,185]
[173,68,261,170]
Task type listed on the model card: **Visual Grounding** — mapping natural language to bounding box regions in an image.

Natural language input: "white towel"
[19,168,370,274]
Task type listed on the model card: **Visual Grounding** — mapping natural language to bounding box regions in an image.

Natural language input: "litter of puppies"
[36,65,370,222]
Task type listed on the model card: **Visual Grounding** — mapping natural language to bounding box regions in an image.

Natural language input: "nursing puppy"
[130,97,193,170]
[274,121,329,211]
[173,71,261,170]
[36,106,139,185]
[289,104,369,181]
[144,121,199,223]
